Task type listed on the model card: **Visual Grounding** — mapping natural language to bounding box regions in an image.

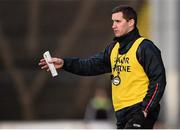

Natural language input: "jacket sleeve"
[62,45,112,76]
[137,39,166,113]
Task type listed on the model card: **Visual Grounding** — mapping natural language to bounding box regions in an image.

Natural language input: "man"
[39,6,166,129]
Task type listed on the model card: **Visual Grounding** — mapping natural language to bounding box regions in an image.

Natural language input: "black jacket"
[62,27,166,113]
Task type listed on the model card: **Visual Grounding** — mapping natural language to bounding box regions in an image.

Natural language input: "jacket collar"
[113,27,140,43]
[113,27,141,54]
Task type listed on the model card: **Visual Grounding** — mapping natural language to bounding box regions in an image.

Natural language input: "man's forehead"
[112,12,124,19]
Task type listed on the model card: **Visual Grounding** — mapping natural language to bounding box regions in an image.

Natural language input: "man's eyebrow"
[112,20,121,22]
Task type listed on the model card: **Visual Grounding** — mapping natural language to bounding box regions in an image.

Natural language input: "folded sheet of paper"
[43,51,58,77]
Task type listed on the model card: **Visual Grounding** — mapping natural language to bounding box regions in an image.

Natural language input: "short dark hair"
[112,6,137,27]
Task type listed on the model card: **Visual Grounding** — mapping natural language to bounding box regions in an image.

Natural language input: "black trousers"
[115,102,160,129]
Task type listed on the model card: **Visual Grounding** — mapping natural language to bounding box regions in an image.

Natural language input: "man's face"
[112,12,134,37]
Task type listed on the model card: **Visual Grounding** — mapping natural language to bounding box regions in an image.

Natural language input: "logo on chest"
[113,56,131,73]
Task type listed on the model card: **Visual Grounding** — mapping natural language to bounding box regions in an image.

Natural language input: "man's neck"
[114,27,139,42]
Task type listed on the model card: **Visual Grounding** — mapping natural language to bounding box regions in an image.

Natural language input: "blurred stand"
[150,0,179,127]
[0,120,115,129]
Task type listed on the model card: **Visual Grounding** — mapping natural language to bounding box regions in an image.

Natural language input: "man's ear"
[128,19,135,27]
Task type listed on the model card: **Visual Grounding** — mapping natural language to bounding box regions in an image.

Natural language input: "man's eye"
[115,20,121,23]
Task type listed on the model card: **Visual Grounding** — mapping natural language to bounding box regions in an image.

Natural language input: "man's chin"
[114,34,121,37]
[114,32,121,37]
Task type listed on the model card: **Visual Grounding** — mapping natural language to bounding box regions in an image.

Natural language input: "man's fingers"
[40,59,45,62]
[41,65,48,69]
[39,59,47,65]
[39,57,63,70]
[49,58,61,64]
[50,58,58,63]
[39,61,46,65]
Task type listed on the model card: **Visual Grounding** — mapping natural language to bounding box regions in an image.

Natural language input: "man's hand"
[125,110,146,129]
[143,110,147,118]
[39,57,64,71]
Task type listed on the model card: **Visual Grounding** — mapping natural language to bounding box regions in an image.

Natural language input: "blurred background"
[0,0,179,129]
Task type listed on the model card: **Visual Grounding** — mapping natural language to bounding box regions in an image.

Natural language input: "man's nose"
[112,23,116,29]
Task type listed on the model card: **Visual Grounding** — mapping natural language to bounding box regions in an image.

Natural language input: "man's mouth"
[114,30,118,34]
